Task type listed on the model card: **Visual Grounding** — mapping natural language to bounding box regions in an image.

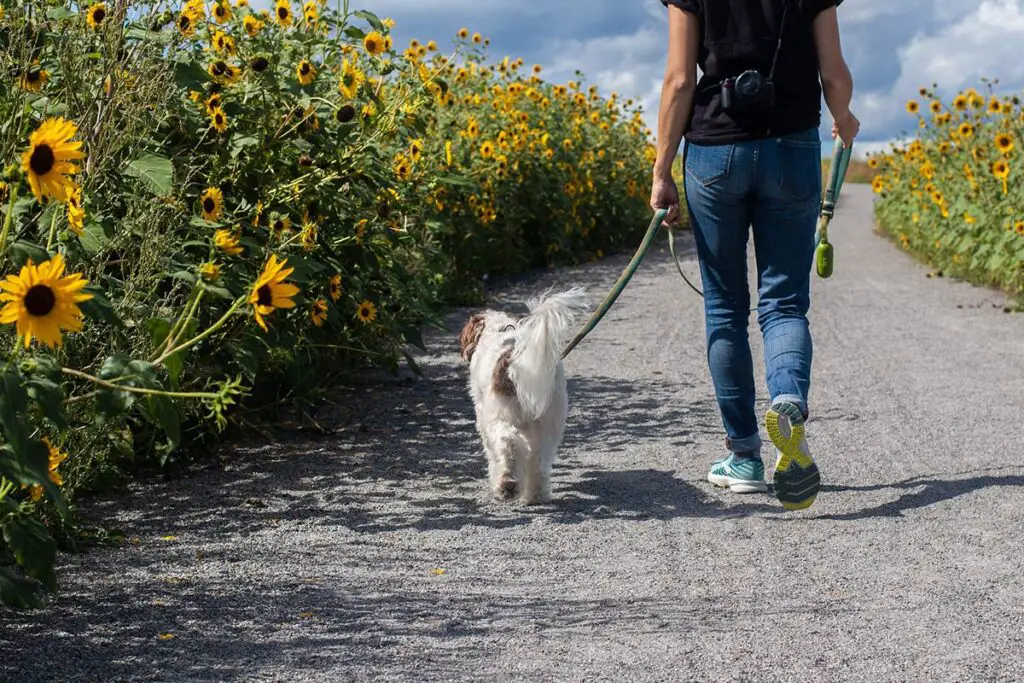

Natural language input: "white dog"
[458,287,589,504]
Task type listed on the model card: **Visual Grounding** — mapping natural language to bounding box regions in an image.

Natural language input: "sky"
[362,0,1024,158]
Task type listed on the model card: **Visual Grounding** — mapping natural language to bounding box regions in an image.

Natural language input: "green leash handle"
[816,137,853,279]
[561,208,666,359]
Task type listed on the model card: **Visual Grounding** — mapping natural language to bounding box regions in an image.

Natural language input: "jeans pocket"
[778,137,821,203]
[685,143,733,188]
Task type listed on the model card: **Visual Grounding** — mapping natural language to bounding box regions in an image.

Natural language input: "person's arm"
[653,6,700,179]
[812,6,859,141]
[650,5,699,225]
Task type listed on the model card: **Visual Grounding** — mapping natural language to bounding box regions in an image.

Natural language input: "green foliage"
[0,0,654,609]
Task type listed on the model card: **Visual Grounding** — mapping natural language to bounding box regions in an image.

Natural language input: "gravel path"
[4,185,1023,683]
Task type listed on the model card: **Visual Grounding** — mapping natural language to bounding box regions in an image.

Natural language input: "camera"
[720,70,776,112]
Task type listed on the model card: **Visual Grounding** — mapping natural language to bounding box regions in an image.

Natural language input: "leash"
[561,137,854,359]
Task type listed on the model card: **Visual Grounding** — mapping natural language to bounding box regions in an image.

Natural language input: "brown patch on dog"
[458,313,485,361]
[491,348,517,396]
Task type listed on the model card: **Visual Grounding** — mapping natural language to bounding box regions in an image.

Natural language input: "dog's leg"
[518,431,548,505]
[484,423,519,501]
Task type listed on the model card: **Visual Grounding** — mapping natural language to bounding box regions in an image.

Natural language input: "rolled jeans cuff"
[725,432,763,454]
[772,393,808,420]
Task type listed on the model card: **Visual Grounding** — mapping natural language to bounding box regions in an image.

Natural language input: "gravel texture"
[3,185,1023,683]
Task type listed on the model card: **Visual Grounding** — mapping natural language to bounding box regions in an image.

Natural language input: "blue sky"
[363,0,1024,158]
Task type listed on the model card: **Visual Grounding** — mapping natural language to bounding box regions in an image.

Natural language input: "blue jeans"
[682,127,821,455]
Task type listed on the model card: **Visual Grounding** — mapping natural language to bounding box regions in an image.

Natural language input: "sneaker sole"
[765,405,821,511]
[707,473,768,494]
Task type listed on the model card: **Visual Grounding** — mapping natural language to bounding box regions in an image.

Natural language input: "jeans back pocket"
[777,134,821,203]
[685,142,734,188]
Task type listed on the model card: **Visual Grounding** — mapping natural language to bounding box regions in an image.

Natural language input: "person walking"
[649,0,859,510]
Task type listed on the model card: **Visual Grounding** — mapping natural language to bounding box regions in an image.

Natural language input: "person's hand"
[650,173,681,228]
[832,111,860,145]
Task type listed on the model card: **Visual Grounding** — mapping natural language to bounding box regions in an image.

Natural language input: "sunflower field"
[871,83,1024,300]
[0,0,654,608]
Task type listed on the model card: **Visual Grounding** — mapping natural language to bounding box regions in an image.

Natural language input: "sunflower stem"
[61,367,220,401]
[0,184,20,261]
[154,284,205,361]
[156,296,245,364]
[44,205,59,252]
[0,477,15,504]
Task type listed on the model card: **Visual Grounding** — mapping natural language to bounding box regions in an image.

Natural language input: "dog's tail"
[507,287,589,420]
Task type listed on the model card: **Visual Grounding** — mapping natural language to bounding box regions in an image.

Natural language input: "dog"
[458,287,589,504]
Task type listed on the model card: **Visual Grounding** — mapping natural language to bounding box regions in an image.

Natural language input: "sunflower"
[394,153,412,181]
[250,55,270,73]
[303,1,318,24]
[86,2,107,29]
[214,228,243,256]
[479,140,495,159]
[338,59,365,98]
[269,214,292,235]
[204,92,223,114]
[200,261,221,282]
[356,299,377,324]
[200,187,224,221]
[21,118,84,203]
[0,254,93,349]
[958,122,974,138]
[952,94,968,111]
[212,0,232,23]
[274,0,292,27]
[310,298,328,327]
[472,32,482,44]
[328,274,342,301]
[995,132,1014,155]
[21,67,49,92]
[208,60,241,85]
[409,138,423,161]
[300,221,317,251]
[213,31,235,55]
[360,102,376,124]
[296,59,316,85]
[335,103,356,123]
[67,186,85,235]
[988,97,1002,114]
[27,438,68,501]
[457,27,468,39]
[1015,220,1024,236]
[177,11,197,36]
[243,15,263,36]
[871,176,885,194]
[248,254,299,332]
[363,30,385,56]
[209,107,229,133]
[991,159,1010,179]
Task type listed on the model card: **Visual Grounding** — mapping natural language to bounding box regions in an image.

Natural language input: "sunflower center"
[25,285,56,317]
[336,104,355,122]
[300,63,310,75]
[29,144,56,176]
[212,61,227,76]
[277,6,287,18]
[203,197,216,213]
[93,7,106,22]
[257,285,273,307]
[26,70,41,83]
[252,57,269,72]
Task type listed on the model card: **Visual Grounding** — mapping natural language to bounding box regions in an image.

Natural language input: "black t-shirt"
[660,0,841,144]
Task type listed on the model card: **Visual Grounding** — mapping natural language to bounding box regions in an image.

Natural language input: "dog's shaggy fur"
[459,287,589,504]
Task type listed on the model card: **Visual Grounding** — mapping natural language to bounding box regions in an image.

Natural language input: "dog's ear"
[458,314,485,361]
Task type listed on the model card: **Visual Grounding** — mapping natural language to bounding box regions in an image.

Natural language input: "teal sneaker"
[765,400,821,511]
[707,454,768,493]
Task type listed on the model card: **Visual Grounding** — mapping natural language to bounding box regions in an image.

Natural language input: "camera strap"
[767,0,790,82]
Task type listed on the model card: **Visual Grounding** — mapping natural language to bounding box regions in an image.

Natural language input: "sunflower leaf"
[400,325,426,352]
[26,378,66,432]
[8,241,51,268]
[95,354,134,421]
[0,565,45,610]
[2,514,57,592]
[124,153,175,196]
[144,395,181,451]
[353,10,383,31]
[343,26,366,41]
[0,372,29,455]
[79,287,124,328]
